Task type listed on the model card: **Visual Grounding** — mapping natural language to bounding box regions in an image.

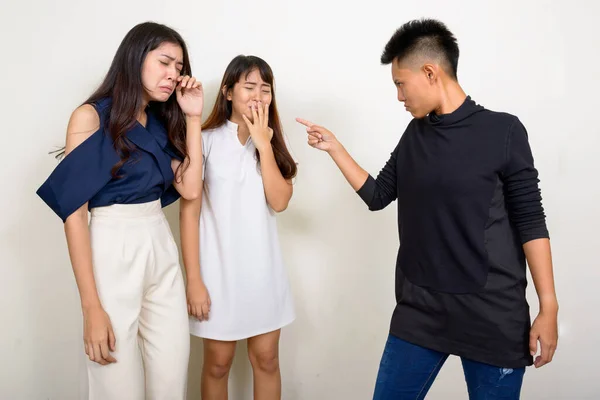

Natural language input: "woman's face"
[141,42,184,103]
[227,68,272,122]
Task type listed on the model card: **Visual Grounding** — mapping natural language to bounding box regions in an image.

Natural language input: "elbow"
[357,189,389,212]
[180,189,201,201]
[511,211,549,244]
[366,200,387,212]
[367,203,383,212]
[268,189,292,213]
[176,177,203,201]
[182,192,201,201]
[270,201,289,213]
[520,231,550,245]
[63,206,88,225]
[271,204,288,213]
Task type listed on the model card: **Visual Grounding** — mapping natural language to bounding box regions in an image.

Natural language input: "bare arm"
[525,238,558,368]
[65,204,99,310]
[180,196,202,284]
[296,118,368,190]
[258,145,293,212]
[296,118,400,211]
[171,76,204,200]
[242,102,295,212]
[63,105,102,311]
[180,191,211,321]
[525,239,558,311]
[327,145,368,191]
[172,116,203,200]
[63,105,116,365]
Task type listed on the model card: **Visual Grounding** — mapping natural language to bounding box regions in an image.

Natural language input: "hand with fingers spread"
[242,101,273,152]
[529,309,558,368]
[176,75,204,118]
[295,118,341,153]
[187,278,212,322]
[83,305,117,366]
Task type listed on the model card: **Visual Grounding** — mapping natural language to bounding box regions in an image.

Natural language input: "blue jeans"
[373,334,525,400]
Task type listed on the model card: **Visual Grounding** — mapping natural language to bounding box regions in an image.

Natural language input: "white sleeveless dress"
[189,120,295,340]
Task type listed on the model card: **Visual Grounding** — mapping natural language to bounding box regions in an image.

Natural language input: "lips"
[159,86,173,93]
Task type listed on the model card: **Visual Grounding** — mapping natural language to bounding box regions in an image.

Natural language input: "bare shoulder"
[65,104,101,155]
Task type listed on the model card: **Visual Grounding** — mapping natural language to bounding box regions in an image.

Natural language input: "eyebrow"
[160,54,184,66]
[244,81,271,87]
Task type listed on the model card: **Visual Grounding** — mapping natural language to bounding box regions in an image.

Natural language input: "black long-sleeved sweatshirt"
[357,96,549,368]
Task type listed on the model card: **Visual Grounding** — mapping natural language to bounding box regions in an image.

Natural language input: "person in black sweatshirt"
[296,18,558,400]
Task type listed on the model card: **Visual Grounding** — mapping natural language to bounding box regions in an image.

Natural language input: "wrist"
[257,142,274,156]
[186,115,202,123]
[539,297,559,314]
[81,300,102,313]
[328,141,344,157]
[186,274,204,285]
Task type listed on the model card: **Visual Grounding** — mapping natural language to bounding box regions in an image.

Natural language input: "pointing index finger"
[295,117,314,128]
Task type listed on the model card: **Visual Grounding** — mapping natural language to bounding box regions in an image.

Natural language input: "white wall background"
[1,0,598,398]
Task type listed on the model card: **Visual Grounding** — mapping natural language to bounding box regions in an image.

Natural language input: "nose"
[397,89,405,102]
[166,66,178,81]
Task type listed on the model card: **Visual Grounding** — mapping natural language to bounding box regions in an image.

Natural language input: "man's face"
[391,59,438,119]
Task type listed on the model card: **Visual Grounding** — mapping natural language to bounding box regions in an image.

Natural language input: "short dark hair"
[380,19,459,79]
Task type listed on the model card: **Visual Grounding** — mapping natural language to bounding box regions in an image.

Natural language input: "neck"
[230,112,250,140]
[434,79,467,115]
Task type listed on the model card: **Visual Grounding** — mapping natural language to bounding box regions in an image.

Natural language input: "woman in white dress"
[181,55,297,399]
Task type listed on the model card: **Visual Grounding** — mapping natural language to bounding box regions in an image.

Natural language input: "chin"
[155,93,171,103]
[409,110,426,119]
[150,92,172,103]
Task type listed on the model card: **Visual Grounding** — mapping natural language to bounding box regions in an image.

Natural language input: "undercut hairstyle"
[381,18,460,80]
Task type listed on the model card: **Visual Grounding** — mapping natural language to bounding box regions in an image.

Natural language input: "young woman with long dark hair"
[36,21,203,399]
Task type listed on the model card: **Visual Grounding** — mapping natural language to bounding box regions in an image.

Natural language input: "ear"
[222,85,232,101]
[422,64,438,84]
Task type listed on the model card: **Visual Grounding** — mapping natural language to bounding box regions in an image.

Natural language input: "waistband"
[90,200,163,219]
